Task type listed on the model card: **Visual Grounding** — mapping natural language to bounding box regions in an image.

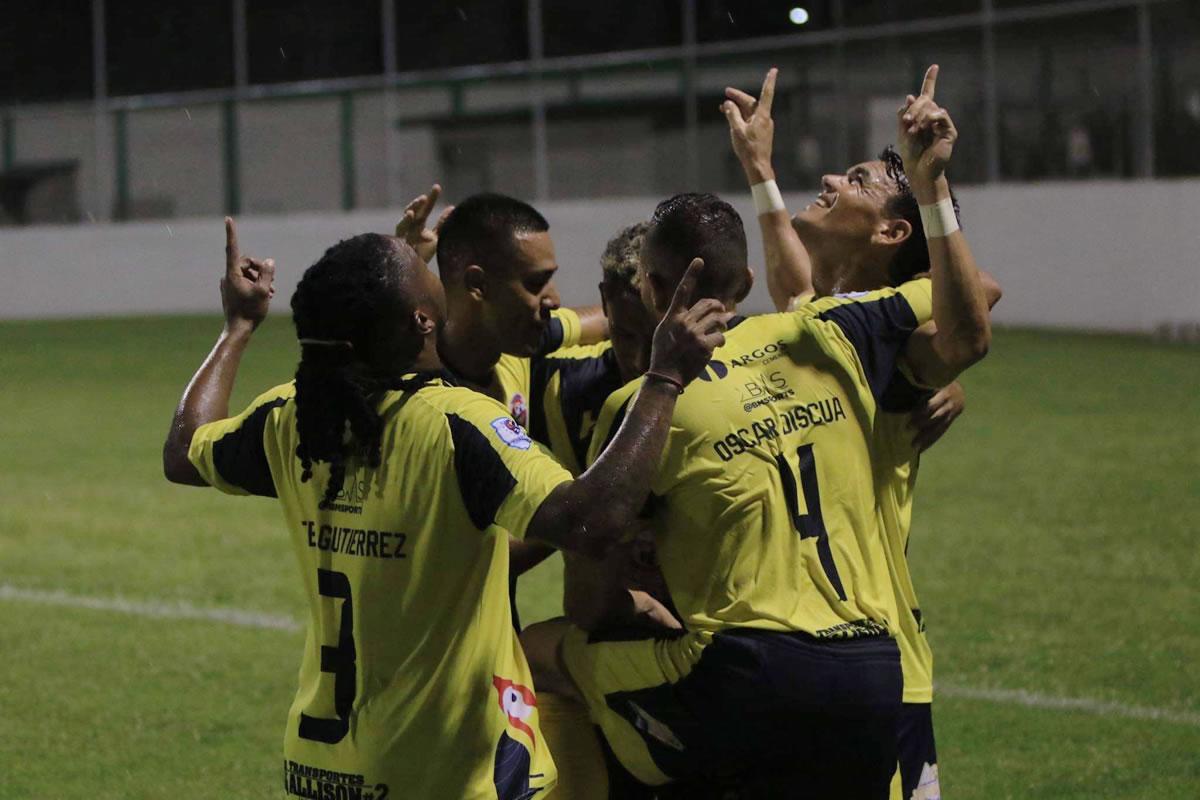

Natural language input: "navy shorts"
[570,628,903,798]
[895,703,939,800]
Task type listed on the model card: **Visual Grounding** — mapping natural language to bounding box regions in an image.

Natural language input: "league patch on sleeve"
[491,417,533,450]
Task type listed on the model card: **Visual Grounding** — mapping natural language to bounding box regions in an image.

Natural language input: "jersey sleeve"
[529,342,621,475]
[187,384,294,497]
[811,278,933,402]
[536,307,583,356]
[443,394,574,539]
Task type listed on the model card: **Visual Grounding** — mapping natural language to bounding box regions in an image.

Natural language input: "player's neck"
[410,335,444,373]
[439,315,502,388]
[818,251,890,296]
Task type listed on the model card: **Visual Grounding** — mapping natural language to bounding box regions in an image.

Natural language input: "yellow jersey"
[527,341,622,476]
[874,374,936,704]
[587,280,933,641]
[489,307,583,429]
[188,374,572,799]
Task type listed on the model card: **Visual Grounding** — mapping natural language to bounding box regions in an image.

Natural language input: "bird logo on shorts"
[493,675,538,748]
[492,676,544,800]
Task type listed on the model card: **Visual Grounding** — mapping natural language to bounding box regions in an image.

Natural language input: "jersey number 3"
[299,568,357,744]
[775,444,847,601]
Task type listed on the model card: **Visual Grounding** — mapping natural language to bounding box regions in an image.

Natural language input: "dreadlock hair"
[600,220,649,295]
[290,233,418,505]
[879,145,962,285]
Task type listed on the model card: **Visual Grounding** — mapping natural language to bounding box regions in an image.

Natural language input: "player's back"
[589,281,933,642]
[570,283,933,793]
[189,376,563,799]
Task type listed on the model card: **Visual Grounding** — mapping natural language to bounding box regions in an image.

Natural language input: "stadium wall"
[2,180,1198,332]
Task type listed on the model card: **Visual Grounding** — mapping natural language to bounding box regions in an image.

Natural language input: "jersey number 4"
[299,568,357,744]
[775,444,847,601]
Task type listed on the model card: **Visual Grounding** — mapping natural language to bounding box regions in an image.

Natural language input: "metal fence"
[3,0,1198,224]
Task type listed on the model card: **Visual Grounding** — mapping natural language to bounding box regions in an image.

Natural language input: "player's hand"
[395,184,453,264]
[630,590,684,632]
[909,381,965,452]
[896,65,957,187]
[647,258,733,387]
[221,217,275,334]
[722,67,777,184]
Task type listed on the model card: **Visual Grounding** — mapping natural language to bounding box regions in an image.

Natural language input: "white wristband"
[751,180,786,216]
[918,197,959,239]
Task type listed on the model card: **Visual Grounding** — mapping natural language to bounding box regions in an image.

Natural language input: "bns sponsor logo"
[696,359,729,382]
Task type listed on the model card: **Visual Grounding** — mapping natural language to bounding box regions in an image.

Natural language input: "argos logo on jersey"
[493,676,538,748]
[491,417,533,450]
[728,339,789,368]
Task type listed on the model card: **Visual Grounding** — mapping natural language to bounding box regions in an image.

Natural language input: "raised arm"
[525,259,729,556]
[162,218,275,485]
[723,68,814,310]
[898,66,992,387]
[569,305,610,345]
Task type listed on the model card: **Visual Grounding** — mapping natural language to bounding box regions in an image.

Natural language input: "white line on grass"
[936,683,1200,727]
[0,583,300,632]
[4,583,1197,728]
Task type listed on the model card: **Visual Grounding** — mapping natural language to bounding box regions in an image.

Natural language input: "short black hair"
[878,145,962,285]
[643,193,749,303]
[435,192,549,284]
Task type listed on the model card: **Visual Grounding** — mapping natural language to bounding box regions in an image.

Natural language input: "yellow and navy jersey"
[874,372,936,704]
[489,307,583,428]
[796,293,937,702]
[188,375,571,799]
[526,341,624,475]
[588,280,933,641]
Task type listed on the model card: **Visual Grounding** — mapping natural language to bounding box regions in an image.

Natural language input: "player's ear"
[598,281,610,318]
[875,218,912,247]
[411,307,436,336]
[463,264,487,301]
[735,266,754,303]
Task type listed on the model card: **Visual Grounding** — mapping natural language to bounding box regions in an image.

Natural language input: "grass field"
[1,316,1197,799]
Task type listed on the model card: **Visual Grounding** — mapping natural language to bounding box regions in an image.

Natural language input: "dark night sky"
[0,0,869,103]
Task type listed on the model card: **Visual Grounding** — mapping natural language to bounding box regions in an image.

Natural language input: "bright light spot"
[789,7,810,25]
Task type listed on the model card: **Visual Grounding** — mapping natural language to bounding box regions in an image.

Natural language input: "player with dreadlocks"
[162,221,730,799]
[288,233,436,505]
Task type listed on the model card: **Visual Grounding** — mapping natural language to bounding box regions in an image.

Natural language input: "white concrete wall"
[127,105,224,219]
[239,97,343,214]
[11,109,100,222]
[1,181,1198,331]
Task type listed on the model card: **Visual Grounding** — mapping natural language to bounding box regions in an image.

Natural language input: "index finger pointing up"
[920,64,939,100]
[759,67,778,115]
[225,216,240,277]
[669,258,706,315]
